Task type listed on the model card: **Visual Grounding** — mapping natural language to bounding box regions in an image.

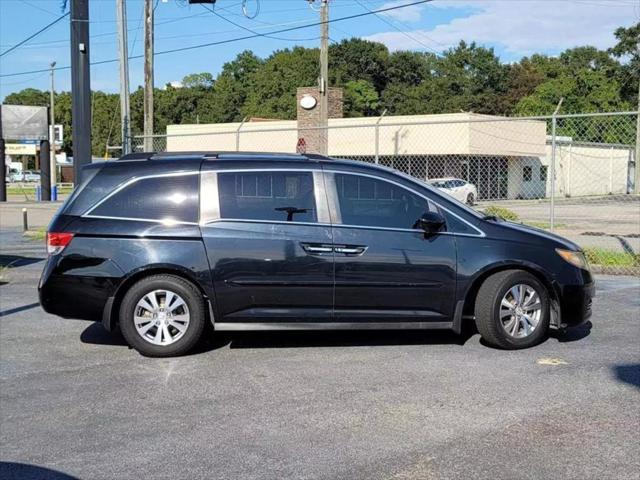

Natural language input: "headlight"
[556,249,589,270]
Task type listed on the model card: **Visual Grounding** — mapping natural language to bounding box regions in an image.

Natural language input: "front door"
[325,171,457,323]
[200,167,334,324]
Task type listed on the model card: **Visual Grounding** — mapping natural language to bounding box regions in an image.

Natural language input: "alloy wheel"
[133,289,190,346]
[499,284,542,338]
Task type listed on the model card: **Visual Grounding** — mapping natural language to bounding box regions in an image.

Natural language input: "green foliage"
[2,30,635,156]
[181,72,214,89]
[584,248,640,267]
[330,38,390,91]
[242,47,318,119]
[343,80,380,117]
[482,206,519,222]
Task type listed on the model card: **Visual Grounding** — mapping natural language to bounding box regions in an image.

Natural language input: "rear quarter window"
[89,174,199,223]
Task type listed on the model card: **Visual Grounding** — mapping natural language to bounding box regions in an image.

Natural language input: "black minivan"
[39,152,594,356]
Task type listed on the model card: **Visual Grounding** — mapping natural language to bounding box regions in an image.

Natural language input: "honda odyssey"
[39,152,594,356]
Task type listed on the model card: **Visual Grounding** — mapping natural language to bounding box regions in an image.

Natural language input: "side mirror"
[414,211,446,234]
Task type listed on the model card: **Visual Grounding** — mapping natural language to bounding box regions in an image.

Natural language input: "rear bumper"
[559,281,595,328]
[38,255,120,321]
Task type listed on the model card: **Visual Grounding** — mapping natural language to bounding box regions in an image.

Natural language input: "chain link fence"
[132,111,639,275]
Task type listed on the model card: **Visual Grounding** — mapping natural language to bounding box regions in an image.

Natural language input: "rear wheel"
[119,274,206,357]
[474,270,549,349]
[466,193,475,205]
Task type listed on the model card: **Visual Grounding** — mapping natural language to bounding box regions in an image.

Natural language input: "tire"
[119,274,206,357]
[474,270,549,349]
[466,193,475,205]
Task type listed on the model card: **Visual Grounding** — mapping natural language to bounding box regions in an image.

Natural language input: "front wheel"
[474,270,549,349]
[466,193,475,205]
[119,274,206,357]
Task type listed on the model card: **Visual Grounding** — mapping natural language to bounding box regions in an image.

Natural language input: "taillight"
[47,232,74,255]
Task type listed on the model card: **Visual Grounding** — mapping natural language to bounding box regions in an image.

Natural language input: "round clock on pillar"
[300,94,318,110]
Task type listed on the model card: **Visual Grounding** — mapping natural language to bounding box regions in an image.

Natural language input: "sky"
[0,0,638,100]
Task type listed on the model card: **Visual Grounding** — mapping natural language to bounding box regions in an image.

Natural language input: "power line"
[0,0,433,78]
[18,0,59,16]
[0,11,70,58]
[355,0,441,56]
[201,4,320,42]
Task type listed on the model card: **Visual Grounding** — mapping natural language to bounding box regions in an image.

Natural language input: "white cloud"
[378,0,428,22]
[365,1,639,57]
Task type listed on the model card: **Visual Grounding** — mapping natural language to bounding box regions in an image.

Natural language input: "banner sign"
[6,143,37,155]
[1,105,48,140]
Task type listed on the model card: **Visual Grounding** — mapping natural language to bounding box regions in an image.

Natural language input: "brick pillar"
[296,87,343,154]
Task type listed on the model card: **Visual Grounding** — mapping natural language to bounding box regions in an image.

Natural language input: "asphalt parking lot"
[1,228,639,480]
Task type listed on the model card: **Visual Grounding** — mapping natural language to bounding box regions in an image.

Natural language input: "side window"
[218,171,317,223]
[334,173,430,230]
[90,174,199,223]
[437,207,478,235]
[523,166,533,182]
[540,165,548,182]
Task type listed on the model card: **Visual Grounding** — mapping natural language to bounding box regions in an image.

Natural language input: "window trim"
[82,171,201,225]
[323,170,485,237]
[200,168,331,226]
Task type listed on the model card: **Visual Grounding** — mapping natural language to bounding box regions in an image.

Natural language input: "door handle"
[301,243,333,254]
[334,246,367,256]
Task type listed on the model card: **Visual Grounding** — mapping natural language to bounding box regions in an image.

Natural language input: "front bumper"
[558,281,595,328]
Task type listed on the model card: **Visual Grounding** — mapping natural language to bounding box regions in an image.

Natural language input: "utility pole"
[116,0,131,155]
[318,0,329,155]
[70,0,91,183]
[634,78,639,194]
[0,105,5,202]
[49,61,57,198]
[143,0,154,152]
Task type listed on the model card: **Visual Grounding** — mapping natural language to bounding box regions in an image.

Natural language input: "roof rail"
[117,152,154,161]
[116,151,326,162]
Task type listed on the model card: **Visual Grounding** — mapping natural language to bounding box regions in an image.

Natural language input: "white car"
[429,177,477,205]
[21,170,40,182]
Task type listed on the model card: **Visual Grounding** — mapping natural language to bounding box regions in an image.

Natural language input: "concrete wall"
[166,121,297,152]
[550,143,632,197]
[166,113,547,158]
[506,143,633,199]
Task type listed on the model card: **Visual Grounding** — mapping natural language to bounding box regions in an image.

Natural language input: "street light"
[50,61,57,200]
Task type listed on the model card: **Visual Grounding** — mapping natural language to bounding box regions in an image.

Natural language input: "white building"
[164,113,635,200]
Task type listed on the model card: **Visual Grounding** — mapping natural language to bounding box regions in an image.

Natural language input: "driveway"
[0,230,639,480]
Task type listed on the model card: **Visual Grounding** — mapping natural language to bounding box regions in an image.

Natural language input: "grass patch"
[584,248,640,267]
[524,221,568,230]
[23,228,46,241]
[6,185,73,194]
[482,205,519,222]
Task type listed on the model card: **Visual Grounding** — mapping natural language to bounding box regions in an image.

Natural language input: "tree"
[2,28,634,151]
[496,60,547,114]
[343,80,380,117]
[3,88,49,106]
[432,41,508,114]
[202,51,262,123]
[242,47,318,119]
[181,72,214,89]
[329,38,390,92]
[609,22,639,107]
[386,50,436,87]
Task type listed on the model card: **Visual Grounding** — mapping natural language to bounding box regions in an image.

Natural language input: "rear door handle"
[334,245,367,256]
[301,243,334,255]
